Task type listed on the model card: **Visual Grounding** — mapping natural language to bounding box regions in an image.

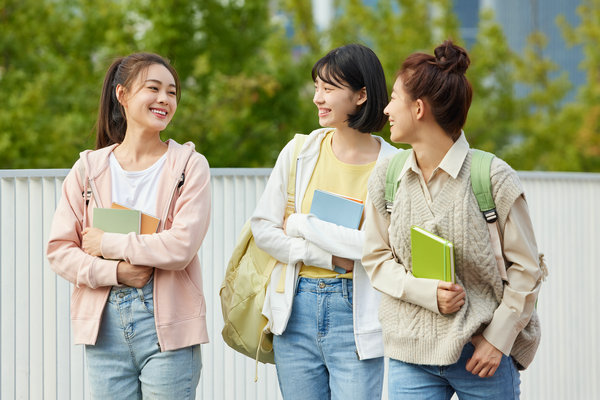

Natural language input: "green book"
[410,225,455,283]
[93,207,141,234]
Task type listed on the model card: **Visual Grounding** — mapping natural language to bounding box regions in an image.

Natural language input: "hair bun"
[433,40,470,74]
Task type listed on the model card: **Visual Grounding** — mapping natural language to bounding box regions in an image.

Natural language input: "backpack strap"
[276,134,308,293]
[384,150,411,213]
[285,134,308,216]
[470,149,508,281]
[470,149,497,223]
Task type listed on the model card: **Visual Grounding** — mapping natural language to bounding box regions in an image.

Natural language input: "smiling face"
[384,78,419,144]
[117,63,178,134]
[313,76,365,130]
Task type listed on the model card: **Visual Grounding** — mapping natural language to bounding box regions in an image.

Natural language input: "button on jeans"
[85,279,201,399]
[273,278,384,400]
[388,342,521,400]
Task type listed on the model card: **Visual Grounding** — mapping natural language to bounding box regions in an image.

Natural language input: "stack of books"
[93,203,160,235]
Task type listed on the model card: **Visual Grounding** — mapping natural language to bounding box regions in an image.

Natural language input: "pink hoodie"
[47,139,211,351]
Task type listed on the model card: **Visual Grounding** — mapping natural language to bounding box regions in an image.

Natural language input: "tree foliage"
[1,0,598,171]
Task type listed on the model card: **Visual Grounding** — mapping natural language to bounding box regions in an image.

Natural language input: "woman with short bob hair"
[362,40,544,399]
[251,43,397,399]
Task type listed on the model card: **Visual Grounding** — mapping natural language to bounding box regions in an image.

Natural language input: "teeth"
[151,109,167,116]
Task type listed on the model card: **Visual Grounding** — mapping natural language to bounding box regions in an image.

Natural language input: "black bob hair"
[311,44,388,133]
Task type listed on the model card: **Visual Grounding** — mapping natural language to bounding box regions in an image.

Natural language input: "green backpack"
[384,149,508,280]
[385,149,497,221]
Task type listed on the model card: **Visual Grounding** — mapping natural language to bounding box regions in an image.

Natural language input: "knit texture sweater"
[368,150,541,368]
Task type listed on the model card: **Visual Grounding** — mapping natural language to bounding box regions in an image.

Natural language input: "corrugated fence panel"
[518,172,600,399]
[1,168,599,399]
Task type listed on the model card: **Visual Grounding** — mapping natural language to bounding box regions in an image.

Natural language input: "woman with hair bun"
[362,40,544,399]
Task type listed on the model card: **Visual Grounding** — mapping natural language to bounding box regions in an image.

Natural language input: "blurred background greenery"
[1,0,599,171]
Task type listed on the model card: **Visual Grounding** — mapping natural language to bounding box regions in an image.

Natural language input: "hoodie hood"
[79,139,195,180]
[77,139,196,221]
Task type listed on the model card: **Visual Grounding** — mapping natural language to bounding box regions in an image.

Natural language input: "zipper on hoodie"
[154,161,187,351]
[159,172,185,230]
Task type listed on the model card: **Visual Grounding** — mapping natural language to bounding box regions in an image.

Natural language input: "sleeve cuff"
[285,213,305,238]
[305,242,333,270]
[288,237,333,270]
[482,302,522,356]
[403,275,441,314]
[101,232,128,261]
[92,258,120,287]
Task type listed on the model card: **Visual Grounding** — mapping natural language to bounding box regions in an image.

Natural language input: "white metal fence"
[1,168,599,399]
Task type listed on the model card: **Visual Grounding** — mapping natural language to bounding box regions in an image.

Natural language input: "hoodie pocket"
[70,286,110,321]
[170,270,206,319]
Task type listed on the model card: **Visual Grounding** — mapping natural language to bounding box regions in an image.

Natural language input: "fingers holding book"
[437,281,465,314]
[82,227,104,257]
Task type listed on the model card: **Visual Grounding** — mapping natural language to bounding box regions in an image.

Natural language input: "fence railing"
[1,168,599,399]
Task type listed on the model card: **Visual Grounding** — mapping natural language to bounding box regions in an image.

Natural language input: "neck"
[113,127,168,170]
[330,126,380,164]
[411,126,455,182]
[118,128,166,158]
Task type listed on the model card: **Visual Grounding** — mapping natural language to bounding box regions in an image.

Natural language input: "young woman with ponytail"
[361,40,544,399]
[47,53,211,399]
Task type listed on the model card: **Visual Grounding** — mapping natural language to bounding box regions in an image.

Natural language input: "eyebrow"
[145,79,176,88]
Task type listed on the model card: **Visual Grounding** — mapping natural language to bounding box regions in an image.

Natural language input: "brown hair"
[398,40,472,141]
[95,52,181,149]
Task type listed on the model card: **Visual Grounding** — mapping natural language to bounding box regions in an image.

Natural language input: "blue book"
[309,189,364,230]
[310,190,364,274]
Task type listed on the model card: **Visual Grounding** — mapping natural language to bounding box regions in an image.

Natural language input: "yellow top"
[299,130,376,279]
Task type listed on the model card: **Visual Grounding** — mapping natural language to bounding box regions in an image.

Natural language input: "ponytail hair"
[95,52,180,149]
[398,40,472,141]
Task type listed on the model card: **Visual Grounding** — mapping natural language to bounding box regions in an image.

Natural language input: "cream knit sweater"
[368,150,540,369]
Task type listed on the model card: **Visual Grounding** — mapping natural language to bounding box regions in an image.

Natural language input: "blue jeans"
[388,342,520,400]
[85,279,202,399]
[273,278,384,400]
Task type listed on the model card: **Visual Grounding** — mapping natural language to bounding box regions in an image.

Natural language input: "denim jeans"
[273,278,384,400]
[85,279,202,399]
[388,342,521,400]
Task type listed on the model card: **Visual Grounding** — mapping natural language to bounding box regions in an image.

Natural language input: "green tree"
[2,0,598,171]
[0,0,134,168]
[465,8,518,153]
[501,32,574,170]
[558,0,600,171]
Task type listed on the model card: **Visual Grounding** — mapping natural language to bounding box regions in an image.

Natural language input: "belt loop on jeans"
[342,278,348,299]
[137,288,145,302]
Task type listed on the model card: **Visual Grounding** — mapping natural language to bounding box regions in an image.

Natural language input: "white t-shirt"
[109,152,167,217]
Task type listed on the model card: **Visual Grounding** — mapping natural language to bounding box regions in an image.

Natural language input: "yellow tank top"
[299,130,376,279]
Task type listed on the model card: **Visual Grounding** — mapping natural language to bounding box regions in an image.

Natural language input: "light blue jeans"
[388,342,521,400]
[85,279,202,399]
[273,277,384,400]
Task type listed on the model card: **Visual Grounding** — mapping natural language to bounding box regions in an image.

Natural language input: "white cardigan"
[250,128,398,360]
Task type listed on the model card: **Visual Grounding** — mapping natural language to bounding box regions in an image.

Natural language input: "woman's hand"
[82,227,104,257]
[332,256,354,272]
[436,281,465,314]
[466,335,503,377]
[117,261,154,288]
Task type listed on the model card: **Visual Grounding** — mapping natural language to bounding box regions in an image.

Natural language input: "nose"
[313,88,323,104]
[383,104,390,116]
[157,89,169,104]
